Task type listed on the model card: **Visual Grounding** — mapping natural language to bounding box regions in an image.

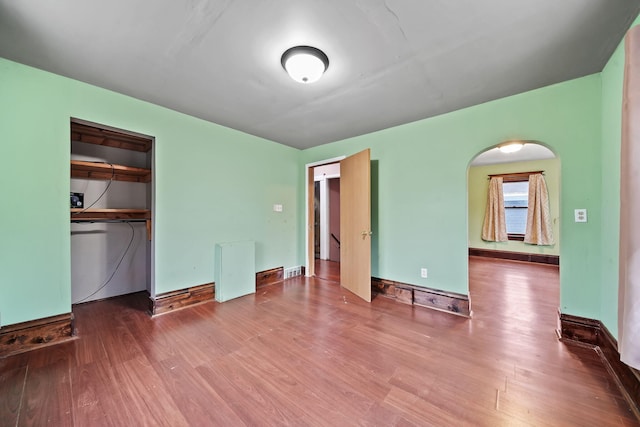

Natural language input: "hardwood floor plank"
[383,385,502,426]
[505,368,638,423]
[74,336,108,368]
[74,356,140,427]
[357,402,403,427]
[99,324,144,366]
[0,366,27,427]
[196,355,309,426]
[206,297,282,343]
[144,313,213,368]
[236,333,379,422]
[19,360,74,427]
[109,356,190,427]
[0,352,28,374]
[70,361,120,427]
[185,304,244,358]
[117,310,179,364]
[23,341,78,370]
[152,355,245,426]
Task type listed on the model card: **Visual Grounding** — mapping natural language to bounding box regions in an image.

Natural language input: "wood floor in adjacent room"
[1,257,638,426]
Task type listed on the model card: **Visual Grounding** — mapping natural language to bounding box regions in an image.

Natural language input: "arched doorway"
[467,140,560,317]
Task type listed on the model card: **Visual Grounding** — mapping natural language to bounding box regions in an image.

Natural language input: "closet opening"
[70,118,154,312]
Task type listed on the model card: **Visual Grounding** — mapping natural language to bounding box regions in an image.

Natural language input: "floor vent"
[284,266,302,279]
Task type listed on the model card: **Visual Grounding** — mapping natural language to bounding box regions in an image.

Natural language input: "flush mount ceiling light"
[499,141,524,153]
[281,46,329,84]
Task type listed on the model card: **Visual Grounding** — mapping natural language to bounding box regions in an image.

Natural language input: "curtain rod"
[488,170,544,180]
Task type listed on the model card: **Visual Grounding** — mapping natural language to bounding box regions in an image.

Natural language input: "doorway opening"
[467,140,559,317]
[70,118,155,313]
[305,149,372,302]
[310,161,341,281]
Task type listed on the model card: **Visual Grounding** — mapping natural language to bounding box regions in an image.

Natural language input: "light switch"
[273,204,283,212]
[574,209,587,223]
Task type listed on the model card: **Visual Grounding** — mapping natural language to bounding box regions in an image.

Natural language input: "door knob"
[361,230,372,239]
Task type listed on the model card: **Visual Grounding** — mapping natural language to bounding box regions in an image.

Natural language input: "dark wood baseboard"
[469,248,559,265]
[371,277,471,317]
[559,312,640,420]
[256,267,284,289]
[149,283,215,316]
[0,313,75,358]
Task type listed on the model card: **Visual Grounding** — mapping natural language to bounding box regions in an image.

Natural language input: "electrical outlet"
[421,268,428,278]
[574,209,587,223]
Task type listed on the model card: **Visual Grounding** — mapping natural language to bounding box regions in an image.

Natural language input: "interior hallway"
[314,259,340,283]
[0,258,637,426]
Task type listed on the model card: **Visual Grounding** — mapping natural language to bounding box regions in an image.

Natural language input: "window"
[503,180,528,240]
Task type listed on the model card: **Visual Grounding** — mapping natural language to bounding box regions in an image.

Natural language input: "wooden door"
[340,149,371,302]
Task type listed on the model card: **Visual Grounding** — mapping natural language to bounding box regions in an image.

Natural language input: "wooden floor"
[314,258,340,282]
[1,257,638,426]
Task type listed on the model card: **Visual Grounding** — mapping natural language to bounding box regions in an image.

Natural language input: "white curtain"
[524,173,554,246]
[482,177,507,242]
[619,25,640,370]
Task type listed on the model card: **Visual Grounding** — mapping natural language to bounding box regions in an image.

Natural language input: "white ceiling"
[470,143,555,167]
[0,1,638,150]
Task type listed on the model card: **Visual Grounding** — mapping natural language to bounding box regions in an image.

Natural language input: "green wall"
[0,58,300,326]
[468,158,560,256]
[300,75,602,315]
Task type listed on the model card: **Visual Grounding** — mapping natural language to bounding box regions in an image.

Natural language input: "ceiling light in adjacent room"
[281,46,329,84]
[499,142,524,153]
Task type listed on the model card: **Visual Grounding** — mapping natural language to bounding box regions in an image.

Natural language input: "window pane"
[503,181,528,234]
[505,208,527,234]
[503,181,528,207]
